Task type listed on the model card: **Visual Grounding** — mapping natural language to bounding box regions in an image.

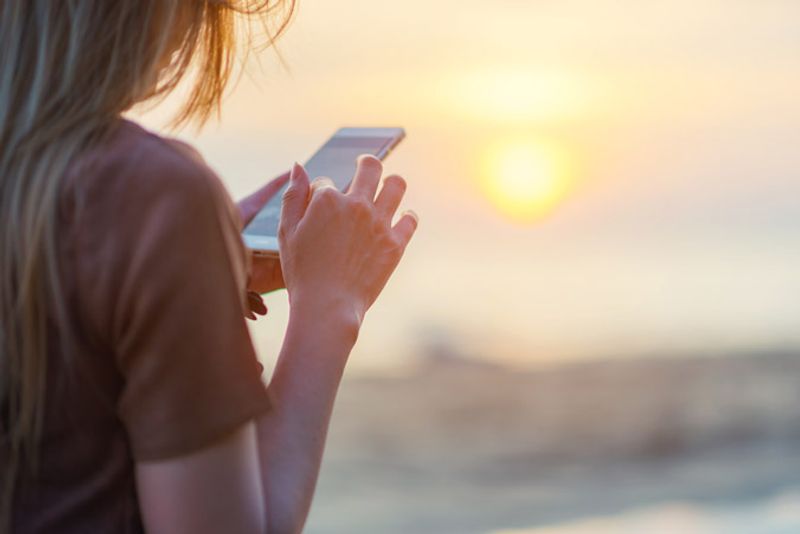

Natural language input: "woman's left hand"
[237,171,291,295]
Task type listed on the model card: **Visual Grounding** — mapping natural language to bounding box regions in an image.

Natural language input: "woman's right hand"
[277,156,418,329]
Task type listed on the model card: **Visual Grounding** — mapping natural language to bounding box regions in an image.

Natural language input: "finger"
[307,177,339,209]
[347,155,383,200]
[374,174,407,221]
[310,176,337,194]
[255,171,291,203]
[280,163,311,234]
[248,255,285,293]
[392,210,419,247]
[308,176,339,205]
[248,291,268,316]
[239,171,291,225]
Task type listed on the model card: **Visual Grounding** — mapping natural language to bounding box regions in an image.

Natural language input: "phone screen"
[243,130,402,247]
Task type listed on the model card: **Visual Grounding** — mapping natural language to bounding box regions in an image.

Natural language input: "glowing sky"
[137,0,800,371]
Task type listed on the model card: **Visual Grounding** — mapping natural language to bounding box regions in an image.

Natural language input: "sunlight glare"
[449,69,589,123]
[481,139,573,222]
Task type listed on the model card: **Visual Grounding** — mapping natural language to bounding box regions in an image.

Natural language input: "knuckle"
[277,223,290,241]
[282,184,299,202]
[380,231,397,248]
[386,234,405,257]
[315,186,338,203]
[371,217,387,236]
[350,197,372,217]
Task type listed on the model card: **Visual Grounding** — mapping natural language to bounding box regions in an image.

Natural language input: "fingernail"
[290,162,301,180]
[407,209,419,224]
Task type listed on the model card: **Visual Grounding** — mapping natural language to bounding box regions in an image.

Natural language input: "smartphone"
[243,127,406,256]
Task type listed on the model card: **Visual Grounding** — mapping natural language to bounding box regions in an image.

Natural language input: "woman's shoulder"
[77,119,217,196]
[67,118,235,225]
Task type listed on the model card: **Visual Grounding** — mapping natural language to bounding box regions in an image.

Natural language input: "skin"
[238,170,289,295]
[136,157,417,534]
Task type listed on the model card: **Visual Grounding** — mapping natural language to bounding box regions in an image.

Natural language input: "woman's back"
[2,3,417,532]
[7,119,270,533]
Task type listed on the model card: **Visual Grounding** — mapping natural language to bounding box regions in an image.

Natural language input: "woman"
[0,2,417,533]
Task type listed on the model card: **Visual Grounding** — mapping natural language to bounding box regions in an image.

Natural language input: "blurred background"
[136,0,800,532]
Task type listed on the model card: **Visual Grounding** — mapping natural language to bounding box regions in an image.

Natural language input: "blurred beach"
[307,351,800,533]
[134,1,800,532]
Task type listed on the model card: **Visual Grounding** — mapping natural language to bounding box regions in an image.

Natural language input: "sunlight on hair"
[480,138,574,222]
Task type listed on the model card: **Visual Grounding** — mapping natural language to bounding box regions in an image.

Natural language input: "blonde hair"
[0,0,294,528]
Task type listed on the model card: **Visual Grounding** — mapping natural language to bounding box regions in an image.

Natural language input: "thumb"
[280,162,310,236]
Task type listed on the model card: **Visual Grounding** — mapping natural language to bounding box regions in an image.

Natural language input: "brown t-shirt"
[7,119,271,533]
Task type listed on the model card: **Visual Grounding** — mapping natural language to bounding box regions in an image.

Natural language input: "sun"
[481,139,573,222]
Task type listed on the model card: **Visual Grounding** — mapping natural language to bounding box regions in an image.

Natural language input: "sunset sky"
[137,0,800,372]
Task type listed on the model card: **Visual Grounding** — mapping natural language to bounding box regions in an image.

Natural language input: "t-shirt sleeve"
[77,136,271,461]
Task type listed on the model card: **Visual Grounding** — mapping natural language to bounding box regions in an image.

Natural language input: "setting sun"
[481,139,573,222]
